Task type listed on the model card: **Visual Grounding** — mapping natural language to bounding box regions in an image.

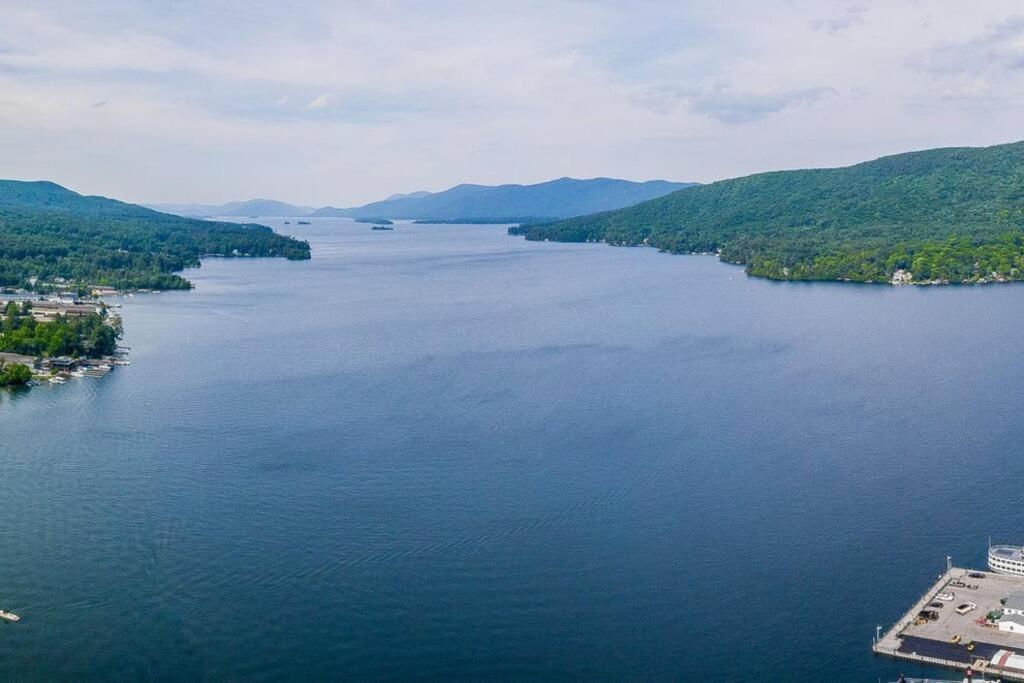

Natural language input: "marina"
[874,560,1024,680]
[1,293,127,388]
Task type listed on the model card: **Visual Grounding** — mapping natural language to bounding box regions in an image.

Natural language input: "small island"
[355,217,393,225]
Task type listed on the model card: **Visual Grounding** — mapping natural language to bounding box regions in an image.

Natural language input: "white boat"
[48,376,66,385]
[0,611,20,623]
[989,545,1024,576]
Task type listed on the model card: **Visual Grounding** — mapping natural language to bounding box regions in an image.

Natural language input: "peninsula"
[0,180,310,292]
[0,180,311,388]
[512,140,1024,285]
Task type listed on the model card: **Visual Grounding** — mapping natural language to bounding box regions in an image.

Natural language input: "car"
[950,602,974,618]
[927,601,945,608]
[936,592,955,601]
[956,602,977,615]
[968,572,985,579]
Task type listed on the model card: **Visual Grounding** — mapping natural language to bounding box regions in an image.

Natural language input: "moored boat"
[988,545,1024,576]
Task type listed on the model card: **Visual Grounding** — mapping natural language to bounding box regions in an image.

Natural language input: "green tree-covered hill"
[514,141,1024,284]
[0,181,310,290]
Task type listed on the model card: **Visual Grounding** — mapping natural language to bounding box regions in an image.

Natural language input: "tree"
[0,360,32,386]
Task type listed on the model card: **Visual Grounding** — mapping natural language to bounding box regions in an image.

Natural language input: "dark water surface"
[2,219,1022,680]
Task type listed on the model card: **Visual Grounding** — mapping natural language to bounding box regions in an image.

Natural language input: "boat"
[988,544,1024,575]
[0,611,20,623]
[48,376,66,385]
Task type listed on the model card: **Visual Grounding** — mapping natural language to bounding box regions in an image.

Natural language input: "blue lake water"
[2,219,1023,680]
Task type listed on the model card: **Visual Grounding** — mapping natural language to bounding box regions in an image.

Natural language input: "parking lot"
[899,569,1024,655]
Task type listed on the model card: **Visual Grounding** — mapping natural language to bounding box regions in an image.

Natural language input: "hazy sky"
[2,1,1024,206]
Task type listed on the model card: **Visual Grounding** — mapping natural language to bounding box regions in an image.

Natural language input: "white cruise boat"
[988,545,1024,575]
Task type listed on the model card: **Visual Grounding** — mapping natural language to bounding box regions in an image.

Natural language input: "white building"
[999,591,1024,634]
[1001,614,1024,634]
[1006,591,1024,616]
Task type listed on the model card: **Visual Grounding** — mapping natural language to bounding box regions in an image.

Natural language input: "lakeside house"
[890,269,913,284]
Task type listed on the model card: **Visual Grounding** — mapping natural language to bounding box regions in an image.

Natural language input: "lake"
[2,219,1022,680]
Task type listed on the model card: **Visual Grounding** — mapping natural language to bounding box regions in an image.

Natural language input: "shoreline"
[1,246,313,392]
[520,234,1024,287]
[0,292,128,391]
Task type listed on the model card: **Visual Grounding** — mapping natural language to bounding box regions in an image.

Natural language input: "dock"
[874,565,1024,680]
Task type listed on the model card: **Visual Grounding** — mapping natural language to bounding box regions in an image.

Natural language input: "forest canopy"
[0,180,311,290]
[515,141,1024,284]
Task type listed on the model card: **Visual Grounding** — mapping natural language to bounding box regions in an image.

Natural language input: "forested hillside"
[515,141,1024,284]
[0,181,310,290]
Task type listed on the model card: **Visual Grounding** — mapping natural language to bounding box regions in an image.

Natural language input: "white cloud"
[811,5,867,34]
[305,94,329,109]
[916,15,1024,77]
[0,1,1023,206]
[634,84,836,123]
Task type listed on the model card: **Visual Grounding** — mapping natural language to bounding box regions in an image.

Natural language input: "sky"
[2,1,1024,206]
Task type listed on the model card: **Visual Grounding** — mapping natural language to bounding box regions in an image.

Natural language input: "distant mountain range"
[146,198,315,218]
[149,177,694,221]
[311,177,694,220]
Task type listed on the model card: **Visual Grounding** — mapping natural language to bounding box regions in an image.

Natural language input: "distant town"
[0,284,129,389]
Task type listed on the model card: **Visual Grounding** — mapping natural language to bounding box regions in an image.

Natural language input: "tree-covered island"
[513,141,1024,285]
